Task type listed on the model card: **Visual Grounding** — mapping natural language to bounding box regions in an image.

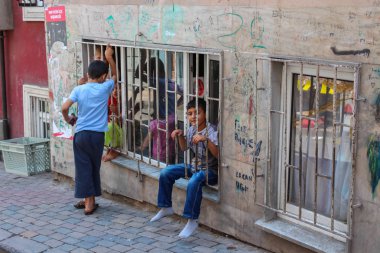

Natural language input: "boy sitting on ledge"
[150,98,219,238]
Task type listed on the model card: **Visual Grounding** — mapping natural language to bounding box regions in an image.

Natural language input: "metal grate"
[75,41,223,190]
[253,56,361,241]
[30,96,50,139]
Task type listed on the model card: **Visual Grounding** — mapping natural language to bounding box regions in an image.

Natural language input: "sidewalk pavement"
[0,163,270,253]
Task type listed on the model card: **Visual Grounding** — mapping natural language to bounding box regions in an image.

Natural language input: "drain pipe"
[0,31,9,139]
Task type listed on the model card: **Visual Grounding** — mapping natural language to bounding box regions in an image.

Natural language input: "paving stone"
[71,249,92,253]
[134,236,157,245]
[0,163,270,253]
[110,244,133,252]
[56,244,76,251]
[0,236,49,253]
[45,239,64,247]
[91,245,117,253]
[149,248,173,253]
[96,239,117,247]
[151,240,174,250]
[75,241,97,249]
[49,232,66,241]
[0,228,11,241]
[61,236,80,244]
[33,235,50,243]
[168,246,195,253]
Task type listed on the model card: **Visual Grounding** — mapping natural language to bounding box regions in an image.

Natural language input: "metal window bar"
[283,61,288,214]
[174,52,179,164]
[205,54,210,185]
[348,66,360,243]
[139,49,144,161]
[147,50,152,164]
[253,58,259,204]
[195,53,199,173]
[330,67,338,231]
[155,50,161,165]
[184,52,189,179]
[298,63,304,220]
[267,62,273,208]
[252,55,360,239]
[313,65,320,225]
[165,51,169,165]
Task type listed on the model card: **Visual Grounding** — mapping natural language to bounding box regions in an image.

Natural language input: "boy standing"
[150,98,219,238]
[61,45,116,215]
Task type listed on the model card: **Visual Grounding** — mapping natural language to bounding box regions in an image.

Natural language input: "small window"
[23,85,50,138]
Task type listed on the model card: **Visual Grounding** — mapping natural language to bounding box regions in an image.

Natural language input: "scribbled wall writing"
[235,118,254,152]
[235,170,253,193]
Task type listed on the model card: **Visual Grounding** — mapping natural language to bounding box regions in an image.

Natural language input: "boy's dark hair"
[88,60,109,79]
[186,98,206,113]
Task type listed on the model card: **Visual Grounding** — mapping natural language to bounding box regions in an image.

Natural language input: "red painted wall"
[2,1,48,138]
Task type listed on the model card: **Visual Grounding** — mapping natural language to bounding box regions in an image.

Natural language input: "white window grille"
[23,85,50,138]
[19,0,44,21]
[75,41,223,189]
[253,57,360,241]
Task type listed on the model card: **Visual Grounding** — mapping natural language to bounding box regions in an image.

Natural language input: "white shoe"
[150,207,174,222]
[178,219,198,238]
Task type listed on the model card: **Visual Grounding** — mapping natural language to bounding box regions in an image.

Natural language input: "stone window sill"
[255,218,346,253]
[111,156,220,203]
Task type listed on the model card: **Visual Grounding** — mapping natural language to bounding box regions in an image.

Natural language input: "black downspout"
[0,31,9,139]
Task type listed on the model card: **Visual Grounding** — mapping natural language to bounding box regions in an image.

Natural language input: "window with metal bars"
[18,0,44,7]
[254,57,360,240]
[23,85,50,139]
[75,41,222,188]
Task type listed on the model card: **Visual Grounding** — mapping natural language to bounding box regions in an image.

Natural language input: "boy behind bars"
[150,98,218,238]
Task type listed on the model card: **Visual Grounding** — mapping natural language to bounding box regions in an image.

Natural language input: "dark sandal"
[74,200,85,209]
[84,204,99,215]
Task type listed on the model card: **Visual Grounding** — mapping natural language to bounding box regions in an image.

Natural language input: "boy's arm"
[177,135,187,151]
[171,129,187,151]
[192,134,219,158]
[61,99,75,125]
[139,134,149,151]
[105,45,117,84]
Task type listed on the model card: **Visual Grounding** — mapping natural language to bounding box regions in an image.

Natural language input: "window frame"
[254,56,361,241]
[75,40,223,189]
[279,64,354,236]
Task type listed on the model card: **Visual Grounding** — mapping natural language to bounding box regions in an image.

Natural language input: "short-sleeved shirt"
[69,79,114,133]
[186,123,218,171]
[149,115,175,162]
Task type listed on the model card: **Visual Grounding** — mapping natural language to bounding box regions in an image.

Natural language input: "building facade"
[47,1,380,252]
[1,0,48,139]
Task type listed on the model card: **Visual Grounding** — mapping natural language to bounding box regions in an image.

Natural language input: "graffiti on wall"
[367,135,380,198]
[235,170,253,193]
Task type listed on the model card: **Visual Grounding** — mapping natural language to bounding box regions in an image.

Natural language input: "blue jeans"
[157,163,218,219]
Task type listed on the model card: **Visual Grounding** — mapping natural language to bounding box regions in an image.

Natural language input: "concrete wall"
[47,1,380,252]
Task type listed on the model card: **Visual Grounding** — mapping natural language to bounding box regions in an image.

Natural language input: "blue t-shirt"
[69,79,114,133]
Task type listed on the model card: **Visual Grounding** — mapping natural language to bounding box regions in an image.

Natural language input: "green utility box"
[0,137,50,176]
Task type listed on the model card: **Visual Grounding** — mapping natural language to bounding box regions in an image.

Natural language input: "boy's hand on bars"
[78,76,87,85]
[171,129,184,139]
[192,134,207,144]
[105,44,114,60]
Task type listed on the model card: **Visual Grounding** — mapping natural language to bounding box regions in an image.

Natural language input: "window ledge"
[255,218,346,253]
[111,156,219,202]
